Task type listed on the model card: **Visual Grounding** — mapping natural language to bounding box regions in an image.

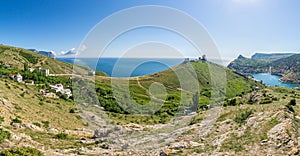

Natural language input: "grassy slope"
[0,44,107,75]
[0,78,89,151]
[92,61,263,125]
[138,61,262,97]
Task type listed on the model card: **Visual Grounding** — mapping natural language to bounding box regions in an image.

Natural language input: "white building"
[50,84,64,92]
[36,67,50,76]
[49,84,72,98]
[16,73,23,82]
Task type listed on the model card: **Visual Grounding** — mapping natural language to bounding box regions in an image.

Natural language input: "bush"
[0,128,11,143]
[20,92,25,97]
[55,133,68,140]
[0,147,43,156]
[259,99,272,104]
[41,121,49,128]
[0,116,4,125]
[227,98,237,106]
[194,147,204,153]
[234,109,253,124]
[69,108,76,113]
[59,94,68,100]
[289,99,296,106]
[286,104,295,113]
[33,122,41,127]
[10,117,22,125]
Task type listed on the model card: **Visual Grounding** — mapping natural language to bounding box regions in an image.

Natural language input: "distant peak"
[237,54,246,59]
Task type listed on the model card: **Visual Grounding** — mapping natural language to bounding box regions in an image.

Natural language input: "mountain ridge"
[228,53,300,84]
[251,53,297,61]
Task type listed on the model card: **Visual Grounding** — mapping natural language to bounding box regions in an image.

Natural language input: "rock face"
[266,107,299,155]
[267,122,291,146]
[249,92,261,103]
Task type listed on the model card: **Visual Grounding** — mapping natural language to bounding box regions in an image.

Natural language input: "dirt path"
[35,57,48,67]
[136,77,166,103]
[176,87,192,93]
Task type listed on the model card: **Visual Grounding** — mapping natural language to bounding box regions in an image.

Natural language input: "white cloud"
[60,48,77,55]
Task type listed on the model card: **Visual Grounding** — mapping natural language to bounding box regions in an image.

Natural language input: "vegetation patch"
[233,109,253,124]
[10,117,22,125]
[289,99,296,106]
[0,128,11,143]
[33,122,41,127]
[55,133,68,140]
[41,121,50,128]
[0,116,4,125]
[0,147,43,156]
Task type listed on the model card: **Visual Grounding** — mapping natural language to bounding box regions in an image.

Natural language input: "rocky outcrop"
[266,107,299,155]
[11,123,44,132]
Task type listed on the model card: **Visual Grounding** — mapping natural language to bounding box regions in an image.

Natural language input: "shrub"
[33,122,41,127]
[20,92,25,97]
[41,121,49,128]
[227,98,237,106]
[194,147,204,153]
[200,88,211,97]
[55,133,68,140]
[0,128,11,143]
[259,99,272,104]
[69,108,76,113]
[59,94,68,100]
[10,117,22,125]
[234,109,253,124]
[289,99,296,106]
[0,147,43,156]
[0,116,4,125]
[286,104,295,113]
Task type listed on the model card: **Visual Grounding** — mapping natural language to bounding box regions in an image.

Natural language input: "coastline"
[279,77,300,84]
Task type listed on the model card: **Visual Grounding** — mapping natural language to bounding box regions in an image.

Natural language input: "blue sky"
[1,0,300,60]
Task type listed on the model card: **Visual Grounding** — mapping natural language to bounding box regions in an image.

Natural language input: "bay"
[251,73,300,88]
[56,58,183,77]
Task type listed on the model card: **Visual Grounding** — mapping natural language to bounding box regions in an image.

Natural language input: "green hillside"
[227,55,271,73]
[0,44,90,74]
[87,60,264,125]
[270,54,300,83]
